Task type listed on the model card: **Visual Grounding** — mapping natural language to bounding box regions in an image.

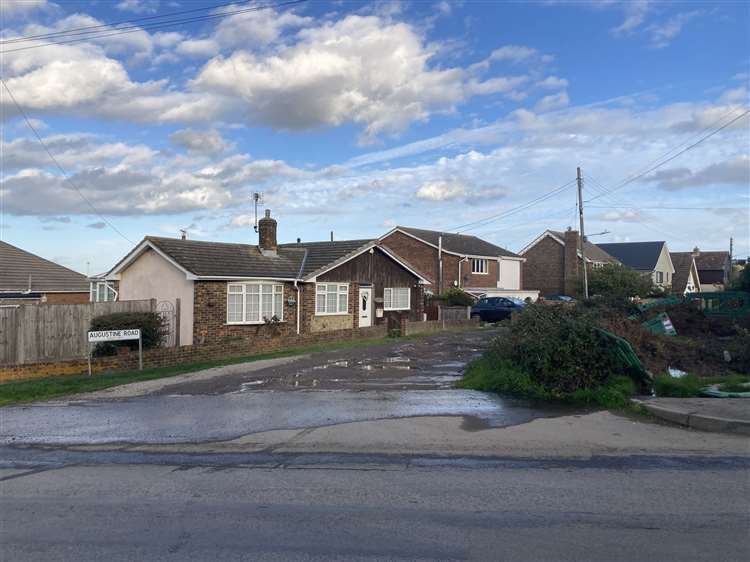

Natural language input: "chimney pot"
[258,209,278,255]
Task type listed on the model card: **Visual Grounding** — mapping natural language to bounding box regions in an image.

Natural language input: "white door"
[359,287,372,328]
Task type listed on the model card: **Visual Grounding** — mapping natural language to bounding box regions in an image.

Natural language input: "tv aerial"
[253,192,263,233]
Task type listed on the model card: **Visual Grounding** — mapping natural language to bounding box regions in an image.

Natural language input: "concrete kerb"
[632,399,750,435]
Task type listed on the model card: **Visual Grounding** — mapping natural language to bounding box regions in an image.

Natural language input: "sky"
[0,0,748,276]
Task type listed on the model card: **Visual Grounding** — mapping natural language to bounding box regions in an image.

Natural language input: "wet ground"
[155,328,498,395]
[0,328,584,446]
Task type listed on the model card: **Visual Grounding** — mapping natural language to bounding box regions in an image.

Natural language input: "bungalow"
[596,241,675,290]
[519,229,620,297]
[0,240,90,305]
[378,226,534,300]
[669,252,701,295]
[691,248,731,292]
[103,211,429,346]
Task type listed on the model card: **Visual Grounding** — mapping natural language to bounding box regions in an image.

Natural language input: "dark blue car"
[471,296,525,322]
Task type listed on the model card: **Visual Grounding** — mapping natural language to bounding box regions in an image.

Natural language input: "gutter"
[294,249,309,335]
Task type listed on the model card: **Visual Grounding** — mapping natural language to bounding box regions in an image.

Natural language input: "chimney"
[692,246,700,258]
[180,229,187,240]
[563,229,580,297]
[258,209,278,256]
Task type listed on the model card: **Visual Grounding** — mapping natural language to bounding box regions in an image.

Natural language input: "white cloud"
[175,38,220,58]
[194,14,524,141]
[611,0,651,35]
[535,91,570,112]
[489,45,539,63]
[116,0,159,14]
[646,156,750,191]
[210,6,311,50]
[3,0,48,15]
[416,179,467,201]
[537,76,569,90]
[647,11,701,48]
[170,128,232,155]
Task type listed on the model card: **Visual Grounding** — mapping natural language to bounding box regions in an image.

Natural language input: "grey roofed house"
[669,252,701,294]
[124,236,385,281]
[396,226,520,258]
[692,249,731,288]
[596,241,668,271]
[0,240,89,295]
[547,230,620,264]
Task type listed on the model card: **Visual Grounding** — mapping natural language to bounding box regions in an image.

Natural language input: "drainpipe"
[294,281,301,335]
[458,258,462,288]
[438,235,443,294]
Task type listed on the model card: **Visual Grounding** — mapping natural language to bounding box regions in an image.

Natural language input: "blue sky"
[1,0,748,275]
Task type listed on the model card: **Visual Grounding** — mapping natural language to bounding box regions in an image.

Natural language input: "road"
[1,329,749,560]
[1,452,748,561]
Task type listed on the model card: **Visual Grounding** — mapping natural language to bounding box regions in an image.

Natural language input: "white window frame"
[471,258,488,274]
[384,287,411,311]
[90,281,116,303]
[315,283,349,315]
[655,271,664,284]
[226,282,284,325]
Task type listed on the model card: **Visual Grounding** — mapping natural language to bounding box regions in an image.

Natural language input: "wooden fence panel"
[0,300,153,365]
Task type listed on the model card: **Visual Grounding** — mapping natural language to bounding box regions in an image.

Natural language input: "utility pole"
[577,166,589,299]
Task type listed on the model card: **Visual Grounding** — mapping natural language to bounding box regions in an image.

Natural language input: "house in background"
[519,229,620,297]
[669,252,701,295]
[0,240,90,305]
[596,241,675,290]
[378,226,535,300]
[691,248,731,292]
[103,211,428,346]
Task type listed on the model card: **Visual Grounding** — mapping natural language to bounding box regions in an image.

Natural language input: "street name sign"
[88,329,141,343]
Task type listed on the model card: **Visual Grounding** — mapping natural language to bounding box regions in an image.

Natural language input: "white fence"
[0,300,153,365]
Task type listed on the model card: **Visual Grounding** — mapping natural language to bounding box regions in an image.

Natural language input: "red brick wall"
[0,324,389,382]
[522,236,566,296]
[44,292,90,305]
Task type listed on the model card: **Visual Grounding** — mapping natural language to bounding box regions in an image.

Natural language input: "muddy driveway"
[156,328,498,396]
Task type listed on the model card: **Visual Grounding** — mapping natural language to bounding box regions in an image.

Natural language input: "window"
[316,283,349,315]
[227,282,284,324]
[90,282,116,302]
[471,259,488,274]
[384,287,411,310]
[592,262,605,269]
[656,271,664,284]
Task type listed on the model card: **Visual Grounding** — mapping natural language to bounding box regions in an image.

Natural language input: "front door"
[359,287,372,328]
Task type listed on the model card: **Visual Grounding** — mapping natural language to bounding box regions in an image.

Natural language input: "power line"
[450,179,576,233]
[0,0,308,53]
[1,78,134,245]
[588,205,744,210]
[586,108,750,203]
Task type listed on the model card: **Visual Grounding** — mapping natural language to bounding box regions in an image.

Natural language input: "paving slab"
[634,397,750,435]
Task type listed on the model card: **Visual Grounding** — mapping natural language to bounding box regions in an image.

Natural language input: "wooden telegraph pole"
[577,167,589,299]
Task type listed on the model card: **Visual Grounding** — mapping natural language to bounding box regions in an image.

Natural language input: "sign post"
[87,329,142,376]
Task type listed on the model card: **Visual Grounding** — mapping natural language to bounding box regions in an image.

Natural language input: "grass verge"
[456,353,636,409]
[0,329,479,407]
[653,372,750,397]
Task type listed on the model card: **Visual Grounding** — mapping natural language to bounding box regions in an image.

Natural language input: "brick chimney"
[692,246,700,258]
[563,228,580,297]
[258,209,277,256]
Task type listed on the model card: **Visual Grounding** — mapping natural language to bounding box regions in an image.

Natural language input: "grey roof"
[694,251,730,271]
[0,240,89,293]
[123,237,379,280]
[548,231,620,264]
[670,252,696,293]
[596,241,666,271]
[397,226,519,258]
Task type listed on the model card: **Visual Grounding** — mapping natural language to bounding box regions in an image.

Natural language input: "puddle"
[238,380,267,391]
[384,357,411,364]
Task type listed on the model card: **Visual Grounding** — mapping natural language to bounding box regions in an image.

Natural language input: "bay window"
[384,287,410,311]
[227,282,284,324]
[316,283,349,315]
[90,281,116,303]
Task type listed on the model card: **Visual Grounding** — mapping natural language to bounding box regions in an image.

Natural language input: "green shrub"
[90,311,166,357]
[458,354,636,408]
[732,263,750,292]
[652,374,704,397]
[438,287,475,307]
[589,263,654,300]
[495,304,631,395]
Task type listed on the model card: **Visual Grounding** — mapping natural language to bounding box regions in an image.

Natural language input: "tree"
[732,263,750,293]
[588,264,654,300]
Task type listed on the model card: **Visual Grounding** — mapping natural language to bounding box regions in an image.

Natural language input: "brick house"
[519,229,620,297]
[0,240,90,305]
[690,248,731,292]
[378,226,534,300]
[103,211,429,345]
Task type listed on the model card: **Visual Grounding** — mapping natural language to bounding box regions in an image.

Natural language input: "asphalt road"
[1,453,748,561]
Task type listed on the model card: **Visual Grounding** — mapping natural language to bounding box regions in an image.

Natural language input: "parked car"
[471,297,525,322]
